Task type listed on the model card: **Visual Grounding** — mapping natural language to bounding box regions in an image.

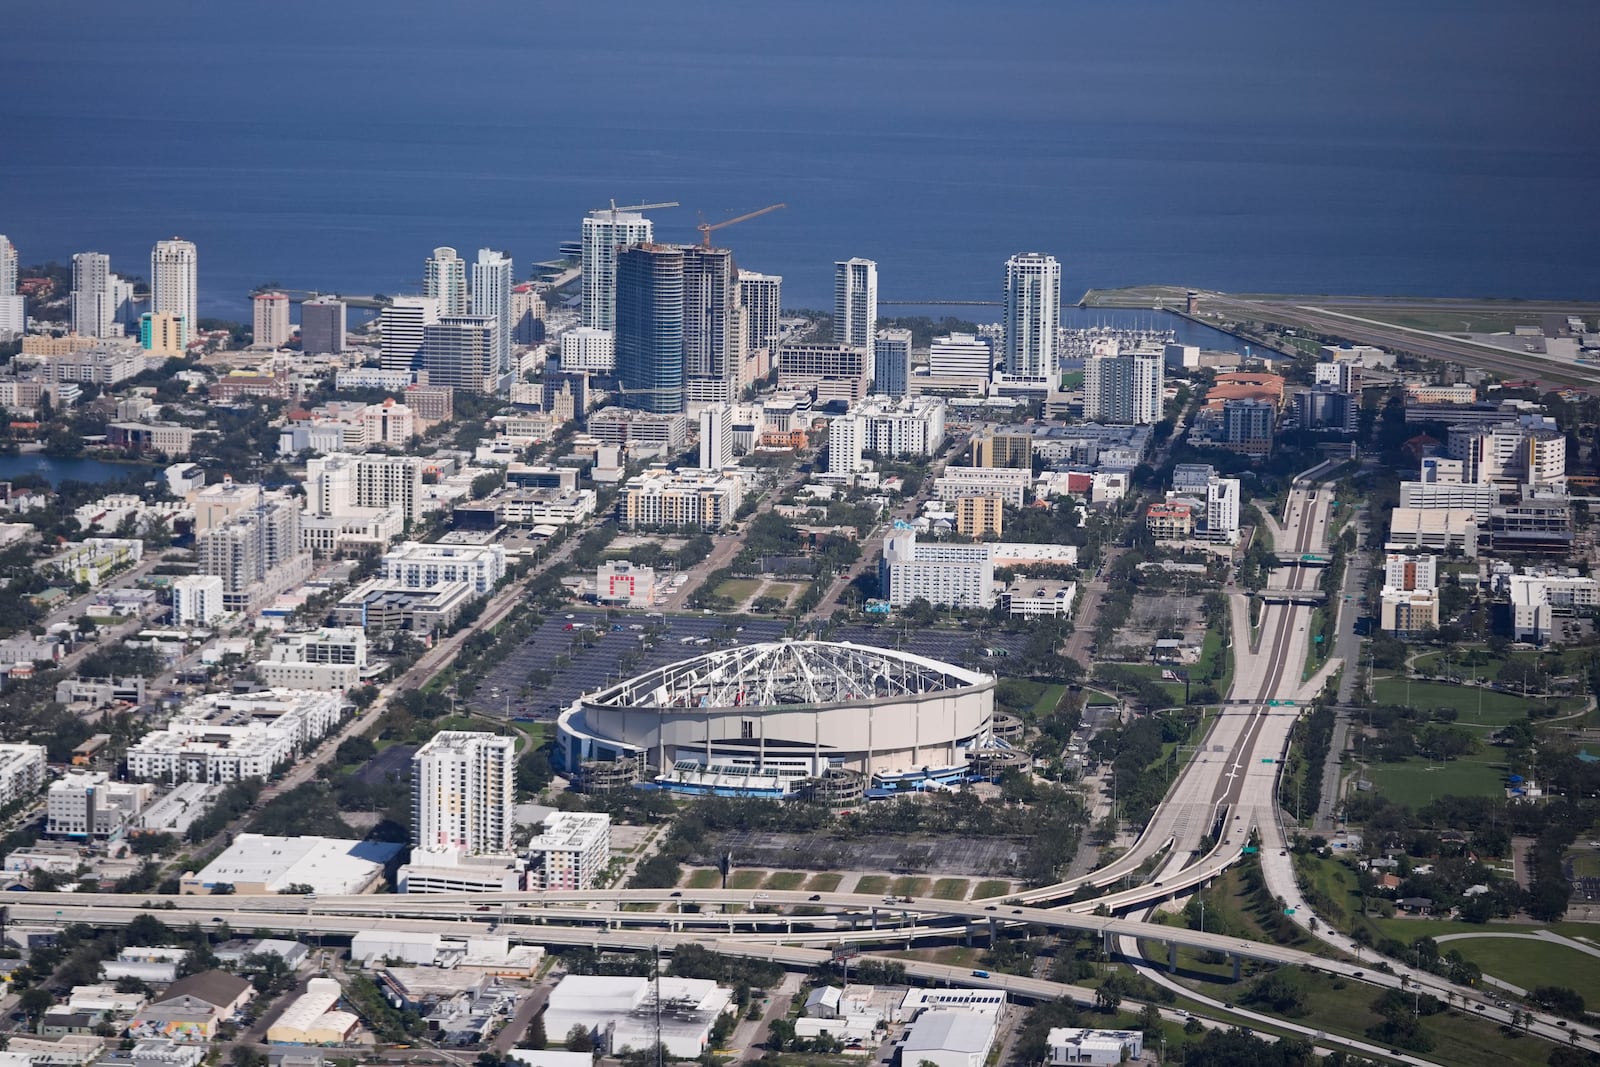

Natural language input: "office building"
[300,297,346,355]
[472,247,513,372]
[559,326,616,373]
[739,270,782,355]
[699,402,733,469]
[150,239,196,347]
[775,342,869,401]
[510,283,546,345]
[595,560,655,607]
[582,206,654,331]
[955,495,1004,539]
[683,246,739,391]
[172,574,226,625]
[381,541,506,595]
[380,296,440,372]
[252,291,291,348]
[1083,350,1164,424]
[71,252,119,338]
[834,257,877,352]
[588,407,690,452]
[1292,384,1359,433]
[525,811,611,891]
[929,332,993,379]
[1002,252,1060,384]
[424,246,468,315]
[1045,1028,1143,1067]
[1510,571,1600,644]
[879,532,994,608]
[615,244,685,414]
[411,731,515,854]
[872,327,912,397]
[421,315,499,393]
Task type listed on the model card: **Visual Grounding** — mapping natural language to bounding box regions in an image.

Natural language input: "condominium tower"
[411,731,515,855]
[151,238,197,347]
[738,271,782,355]
[582,207,654,331]
[1002,252,1060,384]
[0,236,18,337]
[472,248,513,373]
[682,246,738,393]
[615,244,685,414]
[252,291,292,348]
[424,247,468,316]
[71,252,118,339]
[1084,349,1164,424]
[301,297,347,355]
[834,257,878,351]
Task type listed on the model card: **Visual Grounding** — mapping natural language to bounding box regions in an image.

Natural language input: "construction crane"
[697,203,785,248]
[596,199,680,217]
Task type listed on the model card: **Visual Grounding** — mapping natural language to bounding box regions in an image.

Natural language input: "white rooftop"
[188,834,401,894]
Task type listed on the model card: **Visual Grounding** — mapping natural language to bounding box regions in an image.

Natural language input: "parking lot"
[469,614,1034,721]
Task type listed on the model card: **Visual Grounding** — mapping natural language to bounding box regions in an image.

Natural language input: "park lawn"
[931,878,970,901]
[804,872,843,892]
[728,869,767,890]
[715,578,763,603]
[854,874,891,895]
[1363,753,1508,808]
[891,876,932,897]
[764,870,807,891]
[1568,852,1600,879]
[1443,936,1600,1006]
[973,879,1011,900]
[1082,688,1121,707]
[1369,678,1545,725]
[1292,851,1365,932]
[1199,628,1234,699]
[1107,662,1188,704]
[1031,684,1068,717]
[684,868,721,889]
[764,582,801,602]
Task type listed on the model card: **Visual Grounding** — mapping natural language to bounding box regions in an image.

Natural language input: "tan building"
[617,468,741,530]
[20,334,97,356]
[1380,588,1439,635]
[252,291,292,348]
[140,312,187,356]
[955,495,1004,539]
[970,431,1033,469]
[1146,500,1196,541]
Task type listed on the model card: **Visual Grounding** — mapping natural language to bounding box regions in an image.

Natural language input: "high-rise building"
[0,235,16,296]
[252,291,292,349]
[510,283,546,345]
[1002,252,1060,384]
[150,238,197,348]
[411,731,515,855]
[420,315,499,393]
[928,332,994,379]
[379,296,439,373]
[738,271,782,356]
[559,327,616,374]
[301,297,347,355]
[615,244,685,414]
[0,236,20,338]
[1205,477,1241,543]
[140,312,187,357]
[110,273,138,330]
[872,328,912,397]
[424,247,468,316]
[71,252,118,339]
[699,403,733,470]
[582,207,654,331]
[682,246,738,390]
[472,248,513,373]
[1084,350,1164,424]
[833,258,877,352]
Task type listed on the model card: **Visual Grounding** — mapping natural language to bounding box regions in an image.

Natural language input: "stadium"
[554,640,1000,799]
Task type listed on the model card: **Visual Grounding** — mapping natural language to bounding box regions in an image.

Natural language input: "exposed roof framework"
[587,640,988,712]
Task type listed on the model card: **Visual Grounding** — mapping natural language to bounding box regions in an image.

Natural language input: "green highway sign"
[1260,758,1275,764]
[1242,847,1259,855]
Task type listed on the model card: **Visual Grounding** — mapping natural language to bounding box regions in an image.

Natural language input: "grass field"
[973,879,1011,900]
[1444,936,1600,1006]
[1082,688,1121,707]
[804,872,843,892]
[1108,662,1187,704]
[715,578,764,603]
[1569,851,1600,879]
[765,870,807,891]
[854,875,890,895]
[1369,677,1562,725]
[891,876,932,897]
[684,868,721,889]
[931,878,970,900]
[1199,628,1234,699]
[1363,753,1508,808]
[728,869,766,890]
[1355,308,1545,335]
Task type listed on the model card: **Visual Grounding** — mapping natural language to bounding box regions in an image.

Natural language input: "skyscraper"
[699,403,733,470]
[682,246,738,390]
[738,271,782,356]
[150,238,197,347]
[1002,252,1060,385]
[872,327,912,397]
[301,296,347,355]
[472,248,513,373]
[581,207,654,331]
[71,252,118,339]
[420,315,498,393]
[834,257,877,351]
[1083,348,1163,424]
[510,284,546,345]
[410,731,514,855]
[424,247,468,316]
[615,244,685,414]
[0,235,21,338]
[379,296,439,373]
[252,291,291,348]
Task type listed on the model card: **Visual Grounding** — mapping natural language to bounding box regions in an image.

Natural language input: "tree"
[230,1049,267,1067]
[1093,984,1121,1013]
[564,1025,595,1053]
[525,1010,549,1050]
[19,987,54,1021]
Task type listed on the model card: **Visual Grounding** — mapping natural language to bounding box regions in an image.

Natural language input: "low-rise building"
[128,971,253,1041]
[899,1010,997,1067]
[0,744,47,807]
[332,579,475,633]
[46,538,143,587]
[256,628,369,691]
[181,833,401,895]
[1045,1027,1143,1066]
[45,773,152,839]
[1001,580,1077,618]
[125,690,343,783]
[525,812,610,891]
[1510,571,1600,643]
[1146,500,1195,541]
[617,468,741,530]
[381,541,506,596]
[543,975,734,1060]
[266,978,361,1046]
[595,561,655,608]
